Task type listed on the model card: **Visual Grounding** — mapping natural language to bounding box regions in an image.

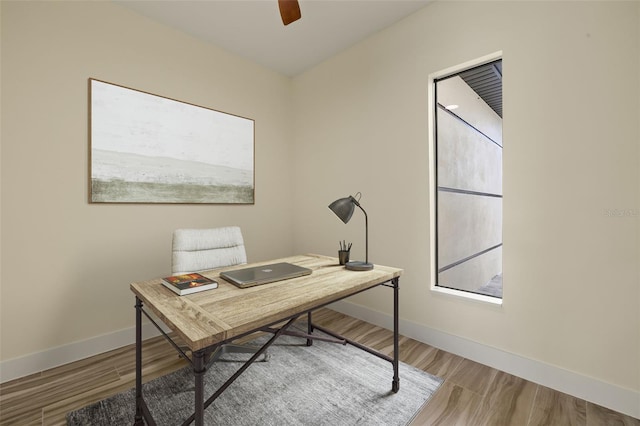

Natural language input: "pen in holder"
[338,240,352,265]
[338,250,350,265]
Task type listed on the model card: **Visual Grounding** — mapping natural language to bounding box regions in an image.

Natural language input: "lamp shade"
[328,194,373,271]
[328,196,356,224]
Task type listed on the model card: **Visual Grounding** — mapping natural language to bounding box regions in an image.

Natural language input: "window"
[431,55,503,300]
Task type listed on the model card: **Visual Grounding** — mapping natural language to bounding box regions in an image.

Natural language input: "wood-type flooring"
[1,308,638,425]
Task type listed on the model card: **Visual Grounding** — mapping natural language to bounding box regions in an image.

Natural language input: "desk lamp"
[328,192,374,271]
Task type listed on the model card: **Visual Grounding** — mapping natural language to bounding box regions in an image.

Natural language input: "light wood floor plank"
[401,342,464,380]
[41,356,187,425]
[528,385,587,425]
[0,372,44,397]
[410,381,482,425]
[447,358,499,396]
[469,370,538,425]
[586,402,640,426]
[0,365,120,425]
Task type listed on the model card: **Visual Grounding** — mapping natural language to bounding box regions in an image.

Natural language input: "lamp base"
[345,261,374,271]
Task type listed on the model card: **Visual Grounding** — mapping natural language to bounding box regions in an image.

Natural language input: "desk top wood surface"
[130,254,402,351]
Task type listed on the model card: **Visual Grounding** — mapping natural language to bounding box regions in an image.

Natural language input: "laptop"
[220,262,312,288]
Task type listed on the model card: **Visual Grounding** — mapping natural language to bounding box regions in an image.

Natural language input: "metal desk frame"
[132,260,399,426]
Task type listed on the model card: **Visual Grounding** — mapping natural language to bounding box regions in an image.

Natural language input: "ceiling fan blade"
[278,0,301,26]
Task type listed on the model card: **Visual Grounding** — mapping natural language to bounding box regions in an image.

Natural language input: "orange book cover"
[161,273,218,295]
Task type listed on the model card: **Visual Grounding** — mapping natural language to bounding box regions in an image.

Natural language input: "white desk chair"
[172,226,267,362]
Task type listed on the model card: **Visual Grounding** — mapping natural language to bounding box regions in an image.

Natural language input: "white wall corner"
[328,300,640,420]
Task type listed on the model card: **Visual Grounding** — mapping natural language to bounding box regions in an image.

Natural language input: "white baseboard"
[2,302,638,420]
[328,300,640,420]
[0,322,165,384]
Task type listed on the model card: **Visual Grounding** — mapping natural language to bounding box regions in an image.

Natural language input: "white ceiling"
[115,0,432,76]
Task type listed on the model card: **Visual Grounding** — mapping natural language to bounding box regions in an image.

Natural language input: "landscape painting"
[89,79,254,204]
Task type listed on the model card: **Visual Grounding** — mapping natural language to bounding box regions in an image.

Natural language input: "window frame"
[428,51,503,306]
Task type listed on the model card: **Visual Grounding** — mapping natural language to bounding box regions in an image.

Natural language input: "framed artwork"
[89,79,254,204]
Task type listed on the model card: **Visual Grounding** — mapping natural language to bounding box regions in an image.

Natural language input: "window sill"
[431,285,503,306]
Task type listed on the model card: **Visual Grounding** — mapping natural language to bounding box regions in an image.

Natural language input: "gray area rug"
[67,329,442,425]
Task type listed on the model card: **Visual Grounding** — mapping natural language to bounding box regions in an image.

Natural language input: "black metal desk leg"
[193,350,206,426]
[392,277,400,393]
[306,311,313,346]
[133,297,144,425]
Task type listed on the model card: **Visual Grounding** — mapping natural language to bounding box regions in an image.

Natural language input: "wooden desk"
[131,254,402,426]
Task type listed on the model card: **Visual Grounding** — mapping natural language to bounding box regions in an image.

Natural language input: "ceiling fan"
[278,0,301,25]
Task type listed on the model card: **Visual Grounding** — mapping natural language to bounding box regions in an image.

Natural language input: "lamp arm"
[356,203,368,264]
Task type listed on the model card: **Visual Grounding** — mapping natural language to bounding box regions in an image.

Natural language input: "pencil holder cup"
[338,250,350,265]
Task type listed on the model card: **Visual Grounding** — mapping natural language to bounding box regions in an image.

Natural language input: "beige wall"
[292,0,639,397]
[1,1,295,361]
